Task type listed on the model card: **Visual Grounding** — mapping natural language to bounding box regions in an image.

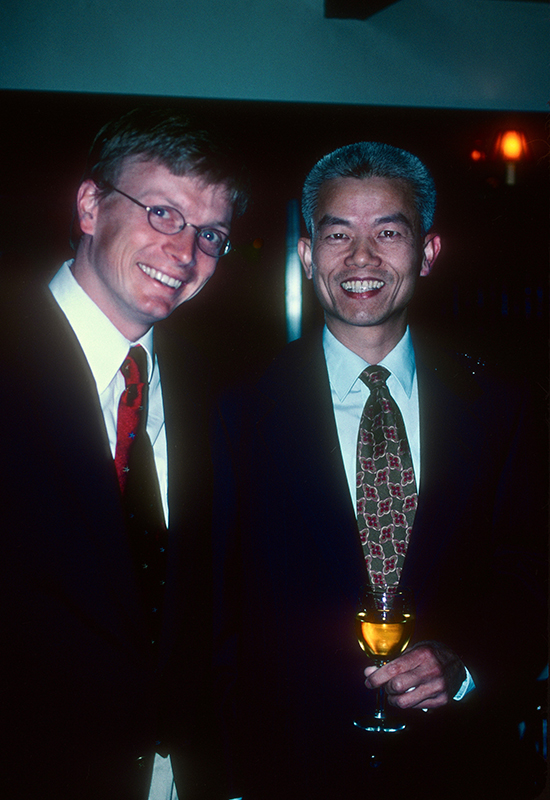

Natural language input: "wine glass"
[353,586,415,733]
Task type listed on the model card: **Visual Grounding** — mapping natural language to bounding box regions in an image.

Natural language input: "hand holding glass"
[354,586,415,733]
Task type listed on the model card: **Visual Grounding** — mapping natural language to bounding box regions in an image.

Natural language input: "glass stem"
[374,660,386,720]
[374,686,385,719]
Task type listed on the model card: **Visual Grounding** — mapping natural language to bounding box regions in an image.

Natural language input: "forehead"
[316,175,417,225]
[115,156,234,214]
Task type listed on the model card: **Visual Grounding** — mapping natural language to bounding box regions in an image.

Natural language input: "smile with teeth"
[341,279,385,293]
[138,262,183,289]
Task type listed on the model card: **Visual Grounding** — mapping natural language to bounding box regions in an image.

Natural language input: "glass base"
[353,716,407,733]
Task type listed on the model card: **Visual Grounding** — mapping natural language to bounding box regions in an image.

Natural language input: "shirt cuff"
[453,666,475,701]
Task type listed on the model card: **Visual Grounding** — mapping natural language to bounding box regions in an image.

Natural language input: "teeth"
[341,279,384,293]
[138,263,183,289]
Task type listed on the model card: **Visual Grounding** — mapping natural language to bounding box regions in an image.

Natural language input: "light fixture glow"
[495,129,528,185]
[500,131,523,161]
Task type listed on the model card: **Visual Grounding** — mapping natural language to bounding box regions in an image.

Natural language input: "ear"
[420,232,441,277]
[297,237,313,280]
[76,180,102,236]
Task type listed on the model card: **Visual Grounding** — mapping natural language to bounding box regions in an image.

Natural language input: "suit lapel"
[255,334,366,593]
[18,286,145,631]
[401,342,482,595]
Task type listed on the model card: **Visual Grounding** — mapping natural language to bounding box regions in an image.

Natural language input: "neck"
[325,316,407,364]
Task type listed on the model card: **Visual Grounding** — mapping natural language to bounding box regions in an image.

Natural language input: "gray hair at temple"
[301,141,436,238]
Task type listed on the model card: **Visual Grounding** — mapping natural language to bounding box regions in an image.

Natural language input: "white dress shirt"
[323,324,473,701]
[49,260,169,524]
[49,260,177,799]
[323,325,420,502]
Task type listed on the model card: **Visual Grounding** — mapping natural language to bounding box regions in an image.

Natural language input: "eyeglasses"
[103,183,232,257]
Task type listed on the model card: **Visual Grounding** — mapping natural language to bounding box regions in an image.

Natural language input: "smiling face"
[298,175,440,359]
[73,156,234,340]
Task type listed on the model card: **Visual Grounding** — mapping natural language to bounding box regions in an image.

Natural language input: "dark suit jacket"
[0,283,222,799]
[214,328,547,800]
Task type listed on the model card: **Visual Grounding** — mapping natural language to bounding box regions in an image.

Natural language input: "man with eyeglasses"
[0,108,247,800]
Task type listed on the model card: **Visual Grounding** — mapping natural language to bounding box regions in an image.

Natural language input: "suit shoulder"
[413,330,530,402]
[258,330,325,390]
[216,332,326,435]
[155,322,212,380]
[1,281,84,380]
[447,349,532,402]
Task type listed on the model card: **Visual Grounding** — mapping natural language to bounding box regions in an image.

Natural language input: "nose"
[163,225,197,265]
[345,237,382,268]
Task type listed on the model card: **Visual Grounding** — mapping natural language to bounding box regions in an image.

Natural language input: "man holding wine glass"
[215,141,547,799]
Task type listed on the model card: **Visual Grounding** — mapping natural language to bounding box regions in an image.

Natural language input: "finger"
[397,692,449,710]
[386,667,444,698]
[386,678,449,709]
[364,666,378,679]
[387,649,449,695]
[383,668,421,695]
[365,655,413,688]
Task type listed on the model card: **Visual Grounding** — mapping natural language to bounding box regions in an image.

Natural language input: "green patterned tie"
[356,366,417,589]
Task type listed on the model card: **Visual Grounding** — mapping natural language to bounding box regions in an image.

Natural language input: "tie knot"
[360,365,391,388]
[121,346,147,387]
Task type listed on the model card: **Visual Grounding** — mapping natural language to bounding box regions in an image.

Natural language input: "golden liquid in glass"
[355,611,415,661]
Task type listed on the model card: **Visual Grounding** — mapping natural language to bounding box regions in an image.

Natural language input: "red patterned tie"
[114,349,145,493]
[114,346,168,644]
[356,366,417,589]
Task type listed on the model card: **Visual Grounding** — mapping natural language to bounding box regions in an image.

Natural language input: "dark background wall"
[1,0,548,385]
[1,90,547,387]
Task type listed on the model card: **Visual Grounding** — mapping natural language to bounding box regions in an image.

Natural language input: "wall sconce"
[470,139,486,163]
[495,130,528,185]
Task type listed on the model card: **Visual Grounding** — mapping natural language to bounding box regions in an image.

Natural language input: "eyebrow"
[135,186,232,230]
[317,214,350,230]
[154,197,232,232]
[374,213,414,231]
[316,211,414,233]
[194,218,232,232]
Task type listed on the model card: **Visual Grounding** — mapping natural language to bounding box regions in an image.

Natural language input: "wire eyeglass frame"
[102,182,232,257]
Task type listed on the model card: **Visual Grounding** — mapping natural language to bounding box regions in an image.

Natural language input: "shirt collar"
[49,259,155,394]
[323,324,415,402]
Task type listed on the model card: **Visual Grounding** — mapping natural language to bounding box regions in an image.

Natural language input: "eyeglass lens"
[147,207,230,257]
[106,184,230,257]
